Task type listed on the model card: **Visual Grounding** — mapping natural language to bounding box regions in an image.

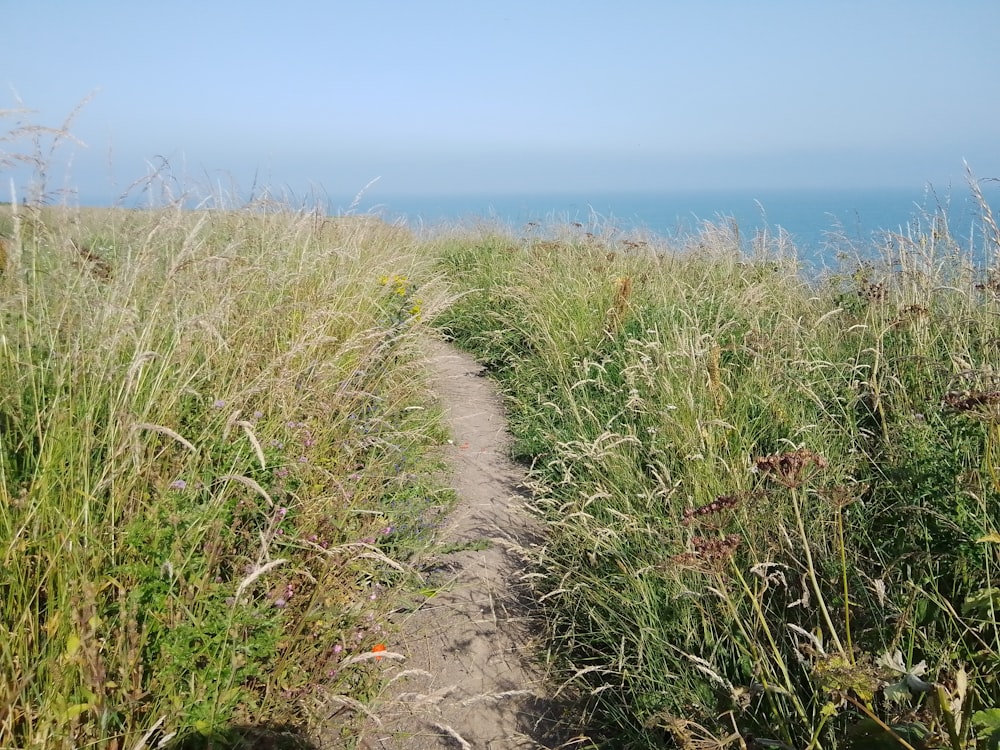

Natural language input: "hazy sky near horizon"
[3,0,999,202]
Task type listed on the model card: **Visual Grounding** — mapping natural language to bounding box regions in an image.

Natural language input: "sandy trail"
[357,340,576,750]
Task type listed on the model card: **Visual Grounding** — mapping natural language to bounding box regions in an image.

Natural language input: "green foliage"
[432,210,1000,748]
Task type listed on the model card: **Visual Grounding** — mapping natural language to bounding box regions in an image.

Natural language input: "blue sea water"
[346,187,998,269]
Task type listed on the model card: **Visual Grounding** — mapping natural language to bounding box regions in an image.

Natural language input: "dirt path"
[356,340,577,750]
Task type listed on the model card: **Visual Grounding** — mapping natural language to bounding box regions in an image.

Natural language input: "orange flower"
[372,643,387,660]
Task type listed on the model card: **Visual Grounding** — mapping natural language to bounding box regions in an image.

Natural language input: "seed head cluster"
[857,280,887,303]
[682,494,741,526]
[754,448,827,488]
[672,534,742,571]
[943,389,1000,413]
[858,281,889,302]
[692,534,741,559]
[975,275,1000,296]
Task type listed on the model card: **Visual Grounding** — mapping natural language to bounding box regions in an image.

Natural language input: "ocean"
[346,187,998,269]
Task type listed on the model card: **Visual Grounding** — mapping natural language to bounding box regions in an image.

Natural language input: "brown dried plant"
[604,275,633,336]
[754,448,828,488]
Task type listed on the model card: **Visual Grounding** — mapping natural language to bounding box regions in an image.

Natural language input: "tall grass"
[431,201,1000,748]
[0,198,452,748]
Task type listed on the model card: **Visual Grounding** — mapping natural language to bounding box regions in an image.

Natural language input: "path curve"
[357,340,572,749]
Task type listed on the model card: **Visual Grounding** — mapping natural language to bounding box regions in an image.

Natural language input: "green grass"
[0,202,454,748]
[430,205,1000,748]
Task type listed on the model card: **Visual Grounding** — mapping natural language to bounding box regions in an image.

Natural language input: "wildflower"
[253,410,264,419]
[333,644,343,655]
[277,507,288,518]
[372,643,387,661]
[212,399,226,409]
[169,479,187,490]
[381,526,394,535]
[274,598,286,608]
[813,652,881,704]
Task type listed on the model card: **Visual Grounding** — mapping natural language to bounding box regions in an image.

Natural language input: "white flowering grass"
[0,197,453,748]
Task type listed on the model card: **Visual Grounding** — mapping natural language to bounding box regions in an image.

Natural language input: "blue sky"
[3,0,999,202]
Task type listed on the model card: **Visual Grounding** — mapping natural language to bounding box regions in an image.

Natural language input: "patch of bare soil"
[355,340,587,750]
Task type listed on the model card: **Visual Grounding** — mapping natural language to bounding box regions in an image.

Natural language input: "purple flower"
[169,479,187,490]
[274,598,287,608]
[253,410,264,419]
[333,644,343,654]
[212,399,226,409]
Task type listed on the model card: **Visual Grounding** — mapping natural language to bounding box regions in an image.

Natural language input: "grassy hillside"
[0,203,452,748]
[4,178,1000,749]
[431,207,1000,749]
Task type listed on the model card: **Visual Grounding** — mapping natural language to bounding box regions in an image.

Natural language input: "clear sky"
[3,0,999,202]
